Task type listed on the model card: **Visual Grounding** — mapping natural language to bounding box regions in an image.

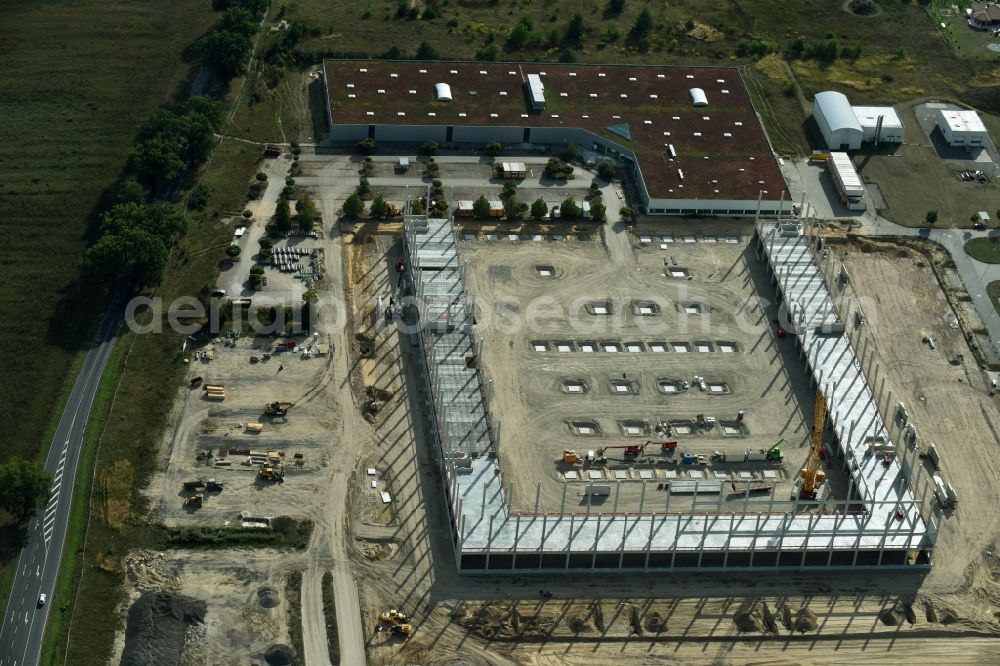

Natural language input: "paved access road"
[0,298,125,666]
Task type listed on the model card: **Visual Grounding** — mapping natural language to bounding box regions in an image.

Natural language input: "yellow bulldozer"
[264,401,294,417]
[257,463,285,482]
[379,609,409,625]
[392,623,413,636]
[184,494,204,508]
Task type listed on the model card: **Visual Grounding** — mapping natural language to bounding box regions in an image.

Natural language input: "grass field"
[0,0,218,619]
[965,237,1000,263]
[988,280,1000,318]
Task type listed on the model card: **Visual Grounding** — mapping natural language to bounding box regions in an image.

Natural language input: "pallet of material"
[245,423,264,433]
[206,390,226,401]
[203,384,225,392]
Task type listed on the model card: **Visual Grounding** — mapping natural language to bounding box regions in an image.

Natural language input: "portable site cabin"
[501,161,527,179]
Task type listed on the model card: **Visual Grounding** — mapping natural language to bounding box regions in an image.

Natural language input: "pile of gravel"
[264,644,297,665]
[257,585,280,609]
[119,591,206,666]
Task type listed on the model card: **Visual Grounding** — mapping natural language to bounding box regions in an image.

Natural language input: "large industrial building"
[812,91,904,150]
[403,211,937,571]
[322,60,789,216]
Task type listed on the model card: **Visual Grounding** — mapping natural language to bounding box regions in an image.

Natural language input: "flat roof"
[852,106,904,130]
[325,60,787,201]
[939,109,987,134]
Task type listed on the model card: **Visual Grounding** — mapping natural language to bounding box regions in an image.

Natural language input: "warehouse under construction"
[401,207,939,571]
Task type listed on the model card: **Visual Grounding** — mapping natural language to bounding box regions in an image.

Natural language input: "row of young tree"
[84,96,226,289]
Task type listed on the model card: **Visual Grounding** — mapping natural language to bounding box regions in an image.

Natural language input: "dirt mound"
[264,644,297,665]
[119,591,206,666]
[643,611,666,633]
[733,601,765,633]
[879,602,906,626]
[794,608,818,633]
[938,607,959,624]
[257,585,280,609]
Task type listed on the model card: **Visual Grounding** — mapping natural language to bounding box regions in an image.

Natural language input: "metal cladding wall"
[460,548,915,571]
[646,198,786,217]
[374,124,447,143]
[329,124,369,142]
[452,125,524,144]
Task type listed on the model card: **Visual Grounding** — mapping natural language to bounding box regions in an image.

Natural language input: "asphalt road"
[0,298,125,666]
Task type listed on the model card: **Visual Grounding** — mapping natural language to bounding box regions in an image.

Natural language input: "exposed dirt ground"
[108,151,1000,665]
[459,221,829,514]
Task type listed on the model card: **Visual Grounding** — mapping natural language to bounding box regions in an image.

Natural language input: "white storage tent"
[813,91,862,150]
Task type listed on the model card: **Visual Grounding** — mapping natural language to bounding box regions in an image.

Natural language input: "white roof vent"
[347,94,356,99]
[589,93,598,98]
[644,120,652,125]
[724,132,732,137]
[717,79,725,83]
[459,112,467,117]
[689,88,708,107]
[359,68,367,72]
[428,112,436,117]
[479,70,488,74]
[390,73,398,78]
[734,121,743,126]
[620,93,628,98]
[449,69,458,74]
[650,94,658,99]
[560,92,568,97]
[346,83,354,88]
[397,112,405,117]
[702,116,710,120]
[582,114,589,118]
[508,70,516,75]
[419,69,427,74]
[569,72,577,77]
[629,77,637,82]
[693,132,702,137]
[500,91,508,96]
[490,113,498,118]
[657,74,665,79]
[408,90,417,95]
[598,72,606,77]
[721,89,730,94]
[434,83,453,101]
[685,74,694,79]
[366,111,374,116]
[520,113,528,118]
[377,89,386,94]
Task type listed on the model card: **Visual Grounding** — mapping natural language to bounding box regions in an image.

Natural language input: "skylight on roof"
[620,93,627,98]
[346,83,354,88]
[377,89,385,94]
[348,94,356,99]
[408,90,416,95]
[539,71,546,75]
[686,74,694,79]
[644,120,652,125]
[724,132,732,137]
[590,93,597,98]
[419,69,427,74]
[520,113,528,118]
[569,72,577,76]
[480,70,487,74]
[449,69,458,74]
[500,91,508,96]
[508,71,516,75]
[390,73,398,78]
[721,89,730,94]
[598,73,606,77]
[428,112,436,117]
[629,77,637,81]
[366,111,374,116]
[717,79,725,83]
[397,112,405,116]
[551,114,559,118]
[650,94,658,99]
[582,114,589,118]
[490,113,498,118]
[360,68,367,72]
[672,116,680,120]
[612,115,621,119]
[560,92,568,97]
[693,132,702,137]
[459,112,467,117]
[735,121,743,126]
[657,74,665,79]
[703,116,710,120]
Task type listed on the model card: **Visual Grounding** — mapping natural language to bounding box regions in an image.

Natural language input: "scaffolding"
[403,209,937,572]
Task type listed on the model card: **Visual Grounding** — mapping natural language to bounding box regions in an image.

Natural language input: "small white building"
[852,106,904,144]
[813,91,863,151]
[937,109,988,148]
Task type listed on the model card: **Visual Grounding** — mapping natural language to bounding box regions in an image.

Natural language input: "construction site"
[105,80,1000,660]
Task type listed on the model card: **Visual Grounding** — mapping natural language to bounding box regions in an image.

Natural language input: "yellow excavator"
[799,392,827,500]
[264,401,294,417]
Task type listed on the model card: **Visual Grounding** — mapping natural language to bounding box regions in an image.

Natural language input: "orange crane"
[799,392,827,500]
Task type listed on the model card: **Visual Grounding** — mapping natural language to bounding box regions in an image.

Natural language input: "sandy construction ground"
[108,152,1000,666]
